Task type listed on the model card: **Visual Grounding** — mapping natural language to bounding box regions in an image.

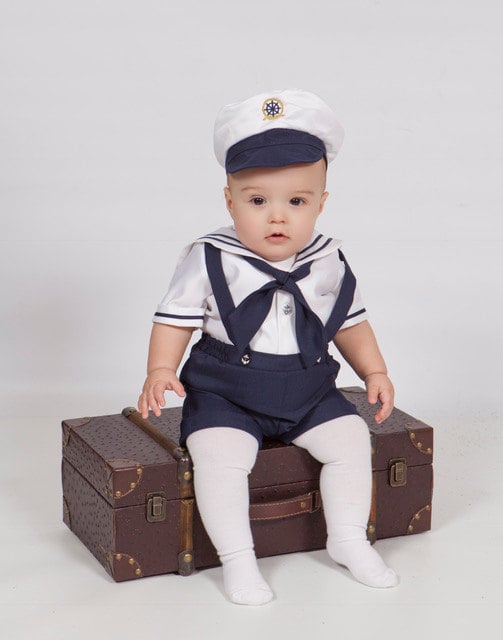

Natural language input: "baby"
[138,89,398,605]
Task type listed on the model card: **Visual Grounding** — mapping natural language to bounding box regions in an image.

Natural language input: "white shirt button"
[282,303,293,315]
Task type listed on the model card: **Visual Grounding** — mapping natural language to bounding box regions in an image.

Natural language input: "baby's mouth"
[266,232,288,243]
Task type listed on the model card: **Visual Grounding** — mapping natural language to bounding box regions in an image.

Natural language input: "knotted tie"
[225,254,328,367]
[204,243,358,368]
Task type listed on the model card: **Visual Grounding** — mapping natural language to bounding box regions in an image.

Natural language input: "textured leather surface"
[61,388,434,581]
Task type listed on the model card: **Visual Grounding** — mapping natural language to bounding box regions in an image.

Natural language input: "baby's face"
[224,159,328,262]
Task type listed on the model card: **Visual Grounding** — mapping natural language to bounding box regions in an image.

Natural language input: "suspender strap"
[204,243,239,345]
[204,243,359,365]
[324,250,358,339]
[234,255,325,367]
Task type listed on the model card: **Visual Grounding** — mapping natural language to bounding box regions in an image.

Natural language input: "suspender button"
[241,354,251,365]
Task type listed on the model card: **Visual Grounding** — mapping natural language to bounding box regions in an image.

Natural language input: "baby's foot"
[327,538,399,588]
[221,550,274,605]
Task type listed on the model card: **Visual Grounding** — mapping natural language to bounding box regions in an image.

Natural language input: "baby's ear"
[224,186,233,214]
[319,191,329,213]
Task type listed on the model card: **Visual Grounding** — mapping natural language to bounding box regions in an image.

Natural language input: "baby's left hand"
[364,373,394,424]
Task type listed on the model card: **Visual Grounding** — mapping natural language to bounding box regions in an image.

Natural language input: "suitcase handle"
[249,490,321,521]
[122,407,187,461]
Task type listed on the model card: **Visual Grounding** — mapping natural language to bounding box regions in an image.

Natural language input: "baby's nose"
[268,205,286,222]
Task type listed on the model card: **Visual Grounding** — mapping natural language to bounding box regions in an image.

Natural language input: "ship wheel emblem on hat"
[262,97,284,120]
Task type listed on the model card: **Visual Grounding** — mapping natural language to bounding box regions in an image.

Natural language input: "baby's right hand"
[138,368,186,419]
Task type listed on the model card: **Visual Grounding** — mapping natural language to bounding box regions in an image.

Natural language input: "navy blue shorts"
[180,384,360,447]
[179,335,359,447]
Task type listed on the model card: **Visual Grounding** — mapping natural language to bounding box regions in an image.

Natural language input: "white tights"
[186,415,398,605]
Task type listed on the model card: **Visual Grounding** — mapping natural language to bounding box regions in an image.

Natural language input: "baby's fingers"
[169,379,186,398]
[138,392,149,419]
[367,382,379,406]
[149,382,167,417]
[374,389,394,424]
[138,373,186,419]
[138,390,159,419]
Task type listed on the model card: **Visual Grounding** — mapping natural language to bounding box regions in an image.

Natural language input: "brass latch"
[146,493,167,522]
[389,458,407,487]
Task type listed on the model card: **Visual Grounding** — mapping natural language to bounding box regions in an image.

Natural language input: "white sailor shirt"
[153,226,369,355]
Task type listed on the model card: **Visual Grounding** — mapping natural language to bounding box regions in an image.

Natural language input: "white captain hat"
[213,89,345,173]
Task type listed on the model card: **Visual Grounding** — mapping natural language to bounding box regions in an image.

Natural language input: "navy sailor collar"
[191,225,342,268]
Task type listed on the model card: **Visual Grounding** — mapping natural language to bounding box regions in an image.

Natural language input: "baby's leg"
[186,427,274,605]
[293,415,398,588]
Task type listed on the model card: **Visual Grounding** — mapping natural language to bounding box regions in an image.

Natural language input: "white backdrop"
[1,0,501,421]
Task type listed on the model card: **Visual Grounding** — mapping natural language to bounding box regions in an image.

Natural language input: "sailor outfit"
[144,91,399,602]
[154,226,369,446]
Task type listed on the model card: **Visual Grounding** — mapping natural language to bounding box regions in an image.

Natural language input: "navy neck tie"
[221,251,327,367]
[204,243,358,367]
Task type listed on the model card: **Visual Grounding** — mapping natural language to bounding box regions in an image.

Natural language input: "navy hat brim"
[225,128,326,174]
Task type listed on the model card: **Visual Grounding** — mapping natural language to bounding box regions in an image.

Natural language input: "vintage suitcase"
[61,388,433,582]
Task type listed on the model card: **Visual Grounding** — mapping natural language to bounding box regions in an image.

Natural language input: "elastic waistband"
[195,334,327,371]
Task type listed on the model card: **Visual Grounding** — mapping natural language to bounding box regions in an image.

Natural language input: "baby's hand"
[364,373,394,424]
[138,368,186,419]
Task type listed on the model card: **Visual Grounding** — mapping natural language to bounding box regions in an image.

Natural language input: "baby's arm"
[333,320,394,424]
[138,323,194,418]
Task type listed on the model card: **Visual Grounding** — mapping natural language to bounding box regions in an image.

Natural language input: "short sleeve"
[329,250,369,331]
[153,244,210,328]
[339,284,369,330]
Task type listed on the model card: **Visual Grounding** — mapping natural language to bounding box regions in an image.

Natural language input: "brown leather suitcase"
[61,388,433,582]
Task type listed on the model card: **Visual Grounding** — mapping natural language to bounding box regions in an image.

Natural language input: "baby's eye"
[290,197,305,206]
[251,197,265,206]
